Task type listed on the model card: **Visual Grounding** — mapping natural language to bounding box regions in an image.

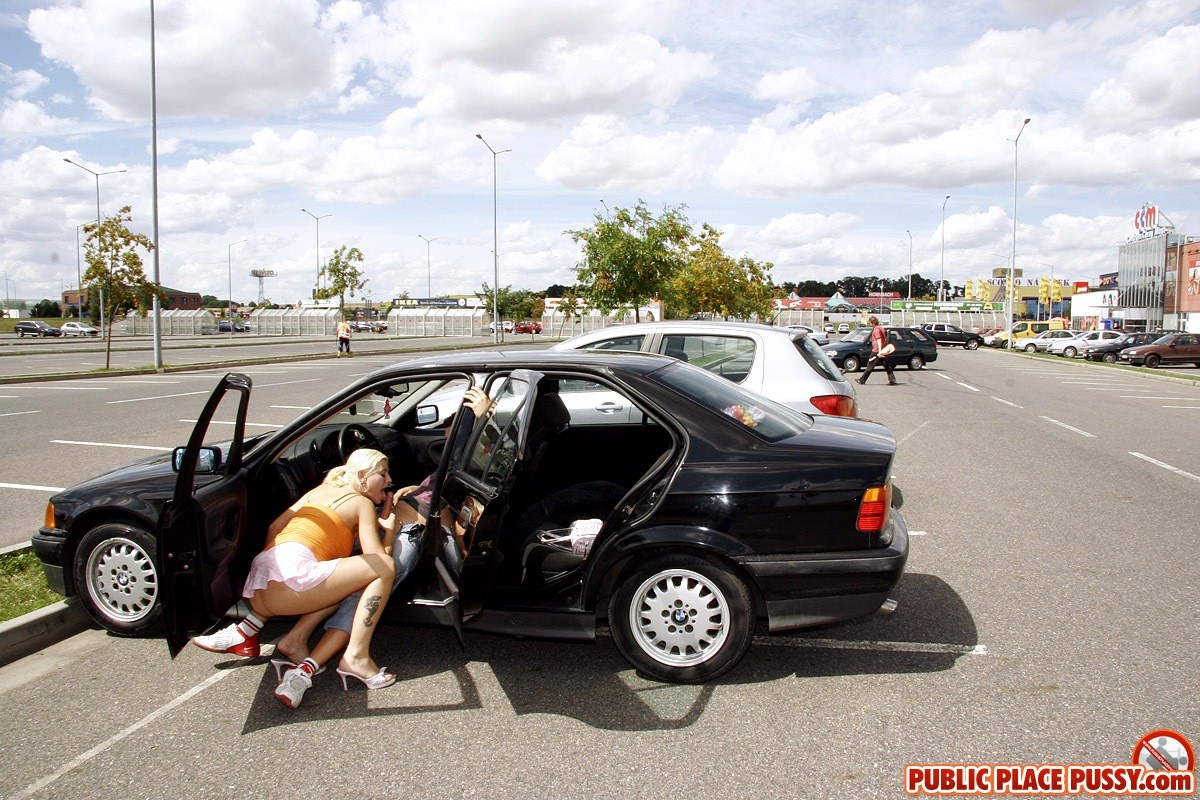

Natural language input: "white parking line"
[13,669,234,800]
[179,419,283,428]
[752,636,986,656]
[992,397,1023,408]
[107,390,209,405]
[1118,395,1188,399]
[0,481,65,492]
[1129,452,1200,483]
[257,378,321,387]
[1064,381,1135,386]
[0,409,41,418]
[956,382,979,392]
[4,385,108,391]
[1039,416,1096,437]
[1162,405,1200,409]
[50,440,173,452]
[936,373,952,380]
[271,405,311,410]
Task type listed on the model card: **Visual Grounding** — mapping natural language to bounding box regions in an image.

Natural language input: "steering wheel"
[338,424,382,461]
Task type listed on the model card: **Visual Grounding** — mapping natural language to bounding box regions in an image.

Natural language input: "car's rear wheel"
[908,354,925,370]
[1103,352,1118,363]
[842,354,860,372]
[1144,354,1160,368]
[965,339,980,350]
[609,553,754,683]
[74,522,162,636]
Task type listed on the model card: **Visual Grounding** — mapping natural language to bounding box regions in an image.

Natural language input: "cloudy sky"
[1,0,1198,308]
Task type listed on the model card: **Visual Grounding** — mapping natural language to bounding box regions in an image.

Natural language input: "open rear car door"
[157,373,253,656]
[415,370,542,647]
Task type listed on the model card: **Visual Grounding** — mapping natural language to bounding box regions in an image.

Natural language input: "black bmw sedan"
[34,350,908,683]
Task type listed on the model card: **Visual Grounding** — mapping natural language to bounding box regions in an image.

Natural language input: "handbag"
[878,342,896,357]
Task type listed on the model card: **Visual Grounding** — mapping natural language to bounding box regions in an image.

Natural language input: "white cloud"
[1085,24,1200,131]
[2,65,48,98]
[752,68,820,107]
[0,98,73,138]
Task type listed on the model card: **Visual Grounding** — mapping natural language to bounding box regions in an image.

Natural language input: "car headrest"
[532,392,570,429]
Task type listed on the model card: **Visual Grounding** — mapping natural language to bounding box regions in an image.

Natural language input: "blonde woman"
[192,448,399,701]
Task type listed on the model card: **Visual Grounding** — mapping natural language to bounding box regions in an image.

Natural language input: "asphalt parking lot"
[1,344,1197,798]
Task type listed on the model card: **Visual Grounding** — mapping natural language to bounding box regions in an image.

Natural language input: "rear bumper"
[737,512,909,632]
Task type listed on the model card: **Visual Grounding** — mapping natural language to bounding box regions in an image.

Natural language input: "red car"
[513,320,542,334]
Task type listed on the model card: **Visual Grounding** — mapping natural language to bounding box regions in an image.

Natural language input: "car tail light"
[811,394,857,417]
[44,502,55,529]
[857,483,892,533]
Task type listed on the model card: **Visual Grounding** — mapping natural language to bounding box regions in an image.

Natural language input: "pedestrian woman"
[192,448,398,701]
[336,319,353,357]
[857,315,897,385]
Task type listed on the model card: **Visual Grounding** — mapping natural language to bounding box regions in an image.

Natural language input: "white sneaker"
[274,667,313,709]
[191,623,259,657]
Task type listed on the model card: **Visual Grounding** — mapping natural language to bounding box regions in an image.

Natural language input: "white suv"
[553,321,857,417]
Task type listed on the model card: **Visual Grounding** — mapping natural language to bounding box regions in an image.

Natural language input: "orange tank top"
[268,493,358,562]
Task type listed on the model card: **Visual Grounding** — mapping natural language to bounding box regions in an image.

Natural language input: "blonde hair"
[325,448,388,492]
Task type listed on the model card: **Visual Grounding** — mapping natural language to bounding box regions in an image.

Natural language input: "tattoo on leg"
[361,595,381,628]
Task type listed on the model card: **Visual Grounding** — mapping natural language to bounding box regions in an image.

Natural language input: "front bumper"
[736,511,909,632]
[32,526,71,596]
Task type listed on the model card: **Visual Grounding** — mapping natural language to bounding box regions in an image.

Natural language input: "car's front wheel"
[1102,352,1118,363]
[908,354,925,370]
[1144,354,1160,368]
[609,553,754,683]
[965,339,980,350]
[841,354,860,372]
[1063,346,1078,358]
[74,522,162,635]
[1024,343,1037,353]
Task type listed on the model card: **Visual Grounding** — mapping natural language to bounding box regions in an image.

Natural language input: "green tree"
[317,245,367,310]
[201,294,221,307]
[476,283,541,336]
[554,288,584,336]
[668,226,774,320]
[31,299,63,318]
[81,205,158,369]
[566,200,693,323]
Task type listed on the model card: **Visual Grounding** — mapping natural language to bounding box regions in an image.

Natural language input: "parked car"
[837,323,851,334]
[1083,331,1172,363]
[823,327,938,373]
[786,324,829,345]
[512,320,542,334]
[991,319,1067,349]
[59,321,100,337]
[33,351,909,683]
[13,320,62,337]
[552,321,857,417]
[1118,332,1200,369]
[488,320,515,333]
[1019,329,1083,353]
[919,323,983,350]
[217,321,250,333]
[351,320,387,333]
[823,323,835,333]
[1047,329,1123,358]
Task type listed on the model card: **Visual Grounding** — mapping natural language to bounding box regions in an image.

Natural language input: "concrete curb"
[0,597,95,667]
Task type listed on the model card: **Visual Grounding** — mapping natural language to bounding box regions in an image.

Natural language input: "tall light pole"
[75,223,88,320]
[227,239,246,336]
[418,234,438,299]
[64,158,126,334]
[1010,118,1031,335]
[905,229,914,300]
[0,269,11,309]
[939,195,950,302]
[476,133,511,344]
[301,208,331,300]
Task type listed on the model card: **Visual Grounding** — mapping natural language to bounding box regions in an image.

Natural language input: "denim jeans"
[323,525,424,634]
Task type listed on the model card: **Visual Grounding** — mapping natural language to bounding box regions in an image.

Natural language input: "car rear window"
[789,334,845,382]
[583,334,646,352]
[660,334,755,384]
[655,362,812,442]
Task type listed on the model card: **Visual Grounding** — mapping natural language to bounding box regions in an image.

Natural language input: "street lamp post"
[905,229,914,300]
[476,134,511,344]
[301,208,331,300]
[75,223,88,321]
[227,239,247,336]
[1010,118,1031,335]
[0,269,11,310]
[418,234,438,300]
[64,158,126,334]
[939,195,950,302]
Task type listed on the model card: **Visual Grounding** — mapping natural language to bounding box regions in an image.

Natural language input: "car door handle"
[594,401,624,414]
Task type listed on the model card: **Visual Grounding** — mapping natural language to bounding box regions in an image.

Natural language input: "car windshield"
[843,329,871,344]
[655,361,812,442]
[1150,334,1175,345]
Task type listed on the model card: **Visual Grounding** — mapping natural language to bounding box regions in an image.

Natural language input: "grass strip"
[0,551,62,623]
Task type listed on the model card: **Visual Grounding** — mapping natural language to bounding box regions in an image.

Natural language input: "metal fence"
[249,307,342,336]
[386,308,488,337]
[121,309,217,336]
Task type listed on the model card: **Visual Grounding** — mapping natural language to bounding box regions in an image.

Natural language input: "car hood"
[51,441,232,504]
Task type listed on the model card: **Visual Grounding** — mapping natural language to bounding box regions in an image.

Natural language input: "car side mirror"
[416,405,440,425]
[173,446,222,474]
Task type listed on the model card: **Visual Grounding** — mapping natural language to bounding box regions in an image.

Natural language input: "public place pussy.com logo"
[904,729,1194,796]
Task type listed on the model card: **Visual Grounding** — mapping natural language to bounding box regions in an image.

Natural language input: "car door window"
[659,334,755,384]
[583,334,646,352]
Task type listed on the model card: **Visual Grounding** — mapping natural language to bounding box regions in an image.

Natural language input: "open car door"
[418,370,543,647]
[157,373,253,656]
